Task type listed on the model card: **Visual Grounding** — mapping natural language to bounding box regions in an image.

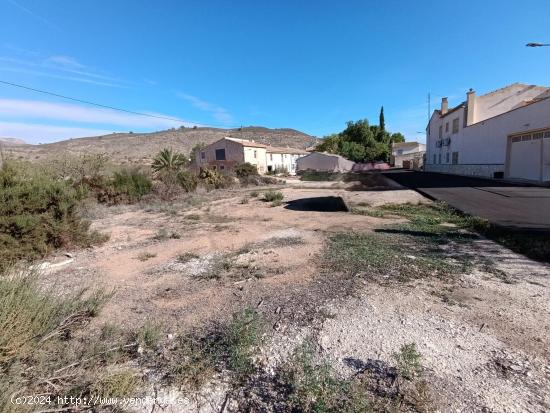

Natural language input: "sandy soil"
[40,185,549,412]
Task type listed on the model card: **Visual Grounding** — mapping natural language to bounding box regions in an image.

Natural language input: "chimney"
[466,88,476,126]
[441,97,448,115]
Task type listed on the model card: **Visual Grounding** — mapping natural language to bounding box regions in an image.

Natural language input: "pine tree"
[379,106,385,131]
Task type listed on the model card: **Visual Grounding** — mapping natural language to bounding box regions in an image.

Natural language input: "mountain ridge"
[3,126,320,164]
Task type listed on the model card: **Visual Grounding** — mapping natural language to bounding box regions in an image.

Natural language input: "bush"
[198,167,233,190]
[0,271,112,412]
[263,190,284,202]
[0,271,109,366]
[176,169,199,192]
[234,162,258,178]
[0,161,105,271]
[111,167,152,202]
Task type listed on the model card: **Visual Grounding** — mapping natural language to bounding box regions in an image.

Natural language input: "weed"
[393,343,422,380]
[153,228,180,240]
[167,308,263,391]
[0,270,110,412]
[280,340,372,412]
[137,321,162,349]
[250,190,259,197]
[324,232,465,282]
[90,369,139,398]
[177,252,200,263]
[240,196,249,204]
[136,252,156,261]
[0,270,109,366]
[271,199,283,207]
[263,190,284,202]
[185,213,201,220]
[168,333,221,391]
[225,308,263,380]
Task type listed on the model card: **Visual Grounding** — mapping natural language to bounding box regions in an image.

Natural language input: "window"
[200,152,205,159]
[433,154,436,164]
[438,154,441,164]
[511,136,521,143]
[445,122,449,133]
[545,131,550,139]
[253,150,257,159]
[446,152,450,163]
[452,152,459,165]
[452,118,459,134]
[270,153,273,161]
[438,125,442,139]
[533,132,543,140]
[219,165,225,170]
[521,134,531,141]
[215,148,226,160]
[212,165,217,170]
[397,149,404,156]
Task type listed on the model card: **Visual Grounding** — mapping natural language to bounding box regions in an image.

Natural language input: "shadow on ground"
[284,196,349,212]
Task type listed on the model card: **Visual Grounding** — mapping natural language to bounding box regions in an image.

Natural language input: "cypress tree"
[379,106,385,131]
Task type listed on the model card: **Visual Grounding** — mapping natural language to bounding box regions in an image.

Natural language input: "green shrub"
[0,162,104,271]
[198,167,233,190]
[234,162,258,178]
[176,169,199,192]
[263,190,284,202]
[111,167,152,202]
[136,321,162,349]
[393,343,423,380]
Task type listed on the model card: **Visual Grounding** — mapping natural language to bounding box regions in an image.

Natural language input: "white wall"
[426,97,550,179]
[266,152,305,174]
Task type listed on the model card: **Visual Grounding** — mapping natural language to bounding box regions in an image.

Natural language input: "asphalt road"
[382,170,550,230]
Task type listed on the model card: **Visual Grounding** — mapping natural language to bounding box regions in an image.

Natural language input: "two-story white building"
[426,83,550,182]
[195,137,307,175]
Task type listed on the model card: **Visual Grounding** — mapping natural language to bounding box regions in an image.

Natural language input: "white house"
[196,137,267,174]
[391,141,426,168]
[195,137,307,175]
[265,146,308,174]
[426,83,550,182]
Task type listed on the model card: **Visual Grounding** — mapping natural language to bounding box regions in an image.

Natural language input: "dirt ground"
[40,183,550,412]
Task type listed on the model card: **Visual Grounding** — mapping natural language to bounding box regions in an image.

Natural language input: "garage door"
[508,133,542,181]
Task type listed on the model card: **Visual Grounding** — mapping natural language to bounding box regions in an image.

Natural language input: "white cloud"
[45,55,84,69]
[0,121,113,144]
[0,98,191,130]
[0,52,128,88]
[176,92,234,125]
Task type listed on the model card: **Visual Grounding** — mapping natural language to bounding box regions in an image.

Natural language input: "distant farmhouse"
[195,137,307,175]
[426,83,550,182]
[391,141,426,169]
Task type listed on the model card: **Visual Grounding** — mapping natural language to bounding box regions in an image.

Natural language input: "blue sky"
[0,0,549,144]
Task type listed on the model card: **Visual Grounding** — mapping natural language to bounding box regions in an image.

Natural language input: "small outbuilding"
[296,152,355,172]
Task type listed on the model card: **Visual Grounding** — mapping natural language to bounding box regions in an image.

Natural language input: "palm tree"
[151,148,186,176]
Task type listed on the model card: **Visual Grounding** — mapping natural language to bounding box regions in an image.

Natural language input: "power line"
[0,79,237,128]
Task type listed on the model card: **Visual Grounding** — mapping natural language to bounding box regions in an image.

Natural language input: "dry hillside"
[2,126,319,164]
